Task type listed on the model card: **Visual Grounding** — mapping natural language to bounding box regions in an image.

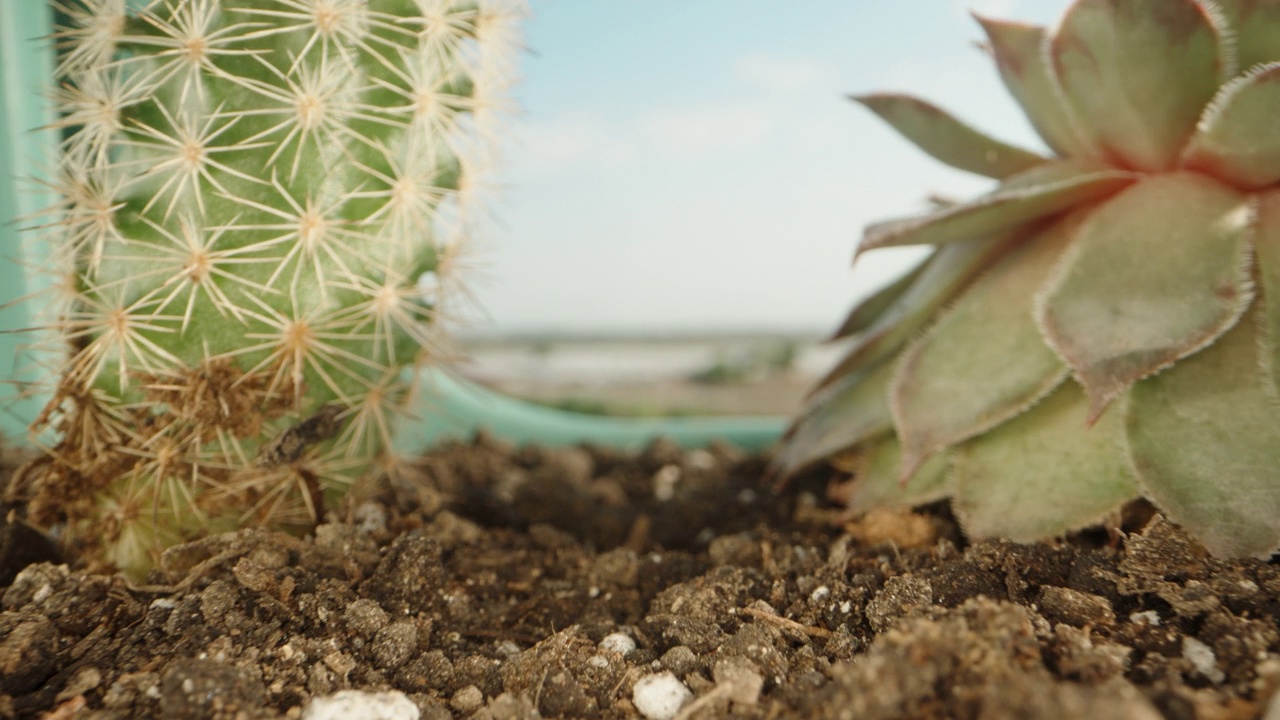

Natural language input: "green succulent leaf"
[891,216,1077,477]
[845,438,950,517]
[975,16,1095,158]
[858,159,1135,254]
[776,359,896,477]
[817,230,1025,391]
[852,93,1048,179]
[1254,190,1280,394]
[1214,0,1280,71]
[1126,309,1280,558]
[1182,62,1280,190]
[1037,172,1253,420]
[829,255,929,340]
[952,382,1138,543]
[1050,0,1227,172]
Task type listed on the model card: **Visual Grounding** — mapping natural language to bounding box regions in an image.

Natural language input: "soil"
[2,434,1279,719]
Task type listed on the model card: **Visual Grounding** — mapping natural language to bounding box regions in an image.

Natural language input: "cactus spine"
[21,0,521,575]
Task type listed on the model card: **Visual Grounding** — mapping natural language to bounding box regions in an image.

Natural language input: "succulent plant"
[779,0,1280,557]
[14,0,521,576]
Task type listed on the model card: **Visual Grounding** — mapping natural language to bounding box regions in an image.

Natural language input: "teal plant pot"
[0,2,59,444]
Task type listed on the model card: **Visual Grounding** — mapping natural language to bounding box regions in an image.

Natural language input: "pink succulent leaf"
[775,360,896,477]
[858,159,1135,254]
[1036,172,1253,421]
[829,255,928,341]
[1254,190,1280,395]
[1051,0,1227,172]
[952,382,1138,543]
[817,230,1025,392]
[1183,62,1280,190]
[1126,308,1280,559]
[844,439,950,518]
[852,93,1048,179]
[890,215,1079,478]
[1214,0,1280,72]
[974,15,1095,158]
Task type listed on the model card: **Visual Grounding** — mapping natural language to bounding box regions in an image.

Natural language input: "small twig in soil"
[738,606,832,639]
[124,545,251,596]
[624,513,652,554]
[37,695,85,720]
[675,686,735,720]
[609,667,640,702]
[533,667,550,711]
[760,540,776,575]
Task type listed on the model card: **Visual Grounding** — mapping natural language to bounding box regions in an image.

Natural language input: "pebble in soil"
[0,434,1279,718]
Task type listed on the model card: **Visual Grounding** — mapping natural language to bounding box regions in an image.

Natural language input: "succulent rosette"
[780,0,1280,557]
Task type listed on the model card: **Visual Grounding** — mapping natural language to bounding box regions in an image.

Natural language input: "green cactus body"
[781,0,1280,557]
[24,0,520,575]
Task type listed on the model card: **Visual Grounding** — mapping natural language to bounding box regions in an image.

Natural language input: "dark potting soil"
[1,434,1279,719]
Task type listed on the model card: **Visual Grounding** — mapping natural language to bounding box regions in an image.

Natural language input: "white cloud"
[508,112,636,177]
[511,99,784,178]
[637,102,775,157]
[509,51,852,179]
[510,53,850,179]
[956,0,1020,19]
[733,55,837,93]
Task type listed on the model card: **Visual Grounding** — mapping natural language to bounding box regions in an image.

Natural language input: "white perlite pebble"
[353,502,388,534]
[653,465,681,501]
[1129,610,1161,626]
[686,449,716,470]
[302,690,419,720]
[1182,637,1224,684]
[600,632,637,655]
[633,672,692,720]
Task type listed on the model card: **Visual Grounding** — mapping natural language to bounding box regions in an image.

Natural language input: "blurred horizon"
[466,0,1064,336]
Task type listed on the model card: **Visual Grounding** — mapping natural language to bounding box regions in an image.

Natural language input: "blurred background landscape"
[455,1,1061,416]
[459,331,845,417]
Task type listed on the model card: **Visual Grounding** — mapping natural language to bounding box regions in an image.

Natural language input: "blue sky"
[471,1,1065,334]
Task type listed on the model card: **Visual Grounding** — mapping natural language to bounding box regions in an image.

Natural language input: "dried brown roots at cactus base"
[7,357,368,571]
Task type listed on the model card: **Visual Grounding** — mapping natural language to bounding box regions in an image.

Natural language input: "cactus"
[16,0,521,576]
[780,0,1280,557]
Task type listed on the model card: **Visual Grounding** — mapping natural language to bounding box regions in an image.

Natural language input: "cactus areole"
[20,0,521,576]
[780,0,1280,558]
